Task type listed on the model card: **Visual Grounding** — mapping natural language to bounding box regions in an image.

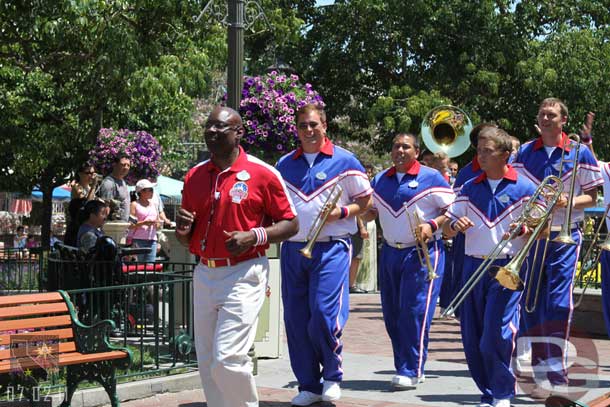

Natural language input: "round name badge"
[236,170,251,181]
[498,194,510,203]
[316,171,327,180]
[408,180,419,189]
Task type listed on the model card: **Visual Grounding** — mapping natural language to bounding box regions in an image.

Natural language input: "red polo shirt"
[182,146,296,260]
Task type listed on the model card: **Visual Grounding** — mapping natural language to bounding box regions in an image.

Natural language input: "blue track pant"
[379,239,444,378]
[519,228,581,385]
[281,240,350,395]
[461,256,521,405]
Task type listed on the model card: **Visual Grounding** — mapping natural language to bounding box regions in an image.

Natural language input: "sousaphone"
[421,105,473,158]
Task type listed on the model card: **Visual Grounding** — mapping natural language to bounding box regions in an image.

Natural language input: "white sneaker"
[493,399,511,407]
[477,403,493,407]
[322,380,341,401]
[391,374,424,389]
[291,390,322,406]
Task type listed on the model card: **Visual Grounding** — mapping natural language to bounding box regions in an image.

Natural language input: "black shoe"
[349,286,367,294]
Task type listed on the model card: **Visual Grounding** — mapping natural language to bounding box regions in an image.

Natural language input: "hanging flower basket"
[89,128,162,185]
[237,71,324,162]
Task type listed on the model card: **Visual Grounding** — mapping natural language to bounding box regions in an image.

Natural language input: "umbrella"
[31,184,71,201]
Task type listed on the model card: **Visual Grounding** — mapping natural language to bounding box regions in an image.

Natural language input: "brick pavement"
[116,293,610,407]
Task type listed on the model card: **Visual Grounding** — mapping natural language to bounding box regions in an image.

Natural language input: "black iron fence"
[1,245,197,394]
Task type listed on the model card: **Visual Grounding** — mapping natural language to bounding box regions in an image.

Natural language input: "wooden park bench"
[0,291,131,406]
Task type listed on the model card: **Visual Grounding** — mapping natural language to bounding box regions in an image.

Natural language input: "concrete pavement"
[112,294,610,407]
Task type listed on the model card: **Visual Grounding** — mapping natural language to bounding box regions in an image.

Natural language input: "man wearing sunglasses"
[276,103,372,406]
[176,106,299,407]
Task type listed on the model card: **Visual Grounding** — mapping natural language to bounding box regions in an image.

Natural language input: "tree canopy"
[294,0,610,161]
[1,0,609,246]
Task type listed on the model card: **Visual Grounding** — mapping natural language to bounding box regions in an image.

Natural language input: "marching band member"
[439,124,491,316]
[363,132,454,389]
[443,127,538,407]
[176,106,299,407]
[276,103,372,406]
[512,98,602,396]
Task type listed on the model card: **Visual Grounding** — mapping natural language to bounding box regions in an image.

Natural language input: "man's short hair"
[113,153,130,163]
[470,122,498,148]
[296,104,326,124]
[392,133,419,150]
[478,127,513,154]
[539,97,569,119]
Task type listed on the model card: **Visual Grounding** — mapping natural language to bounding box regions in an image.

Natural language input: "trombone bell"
[552,234,577,245]
[495,266,524,291]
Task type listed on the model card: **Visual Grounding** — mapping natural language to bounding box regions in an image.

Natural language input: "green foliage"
[294,0,610,163]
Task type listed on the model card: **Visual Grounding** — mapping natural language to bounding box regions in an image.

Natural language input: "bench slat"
[0,328,73,346]
[0,350,128,373]
[0,292,63,307]
[0,315,72,332]
[0,341,76,361]
[0,303,69,319]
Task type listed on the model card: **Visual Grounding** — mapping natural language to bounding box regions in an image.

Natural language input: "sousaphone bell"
[421,105,473,158]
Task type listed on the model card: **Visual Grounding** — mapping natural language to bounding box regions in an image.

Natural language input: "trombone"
[299,180,343,259]
[573,204,610,308]
[441,175,563,318]
[524,134,581,313]
[552,134,581,245]
[405,207,438,281]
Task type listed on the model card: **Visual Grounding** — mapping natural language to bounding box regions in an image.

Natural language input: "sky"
[316,0,335,6]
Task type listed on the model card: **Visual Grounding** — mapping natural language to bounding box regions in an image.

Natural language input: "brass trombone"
[552,134,581,245]
[299,180,343,259]
[405,207,438,281]
[573,204,610,308]
[524,134,581,312]
[441,175,563,318]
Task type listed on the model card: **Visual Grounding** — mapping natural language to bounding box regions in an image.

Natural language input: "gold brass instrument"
[420,105,473,158]
[299,181,343,259]
[573,204,610,308]
[405,207,439,281]
[524,134,580,312]
[441,175,563,318]
[552,134,581,245]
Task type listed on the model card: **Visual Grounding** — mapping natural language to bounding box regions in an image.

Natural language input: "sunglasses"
[82,171,95,175]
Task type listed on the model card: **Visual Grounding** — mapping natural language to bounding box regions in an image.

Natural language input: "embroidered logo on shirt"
[316,171,327,180]
[229,182,248,203]
[408,180,419,189]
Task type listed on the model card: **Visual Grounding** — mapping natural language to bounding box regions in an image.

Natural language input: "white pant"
[193,257,268,407]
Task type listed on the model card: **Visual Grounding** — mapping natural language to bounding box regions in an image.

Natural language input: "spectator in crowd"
[508,135,520,162]
[71,162,99,200]
[13,226,27,248]
[77,200,109,251]
[349,215,369,294]
[25,234,39,249]
[128,179,161,263]
[419,150,434,167]
[449,161,459,185]
[64,198,87,247]
[430,151,451,183]
[98,154,131,221]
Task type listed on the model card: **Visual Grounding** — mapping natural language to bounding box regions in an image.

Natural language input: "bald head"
[209,106,243,126]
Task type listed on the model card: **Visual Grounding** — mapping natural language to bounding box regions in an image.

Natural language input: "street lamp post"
[227,0,244,110]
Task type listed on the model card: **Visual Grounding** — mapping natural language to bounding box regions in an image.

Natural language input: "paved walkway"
[116,294,610,407]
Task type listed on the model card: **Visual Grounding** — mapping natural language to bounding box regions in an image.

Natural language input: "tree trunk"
[40,171,56,251]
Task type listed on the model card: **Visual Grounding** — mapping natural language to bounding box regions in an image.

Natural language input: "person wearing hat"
[129,179,161,263]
